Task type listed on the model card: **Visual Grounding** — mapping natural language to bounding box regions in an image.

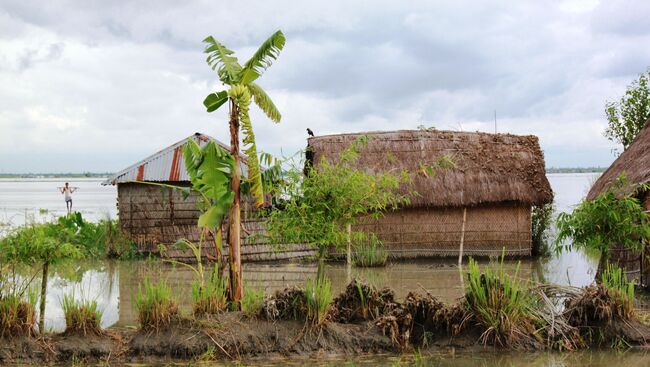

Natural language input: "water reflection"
[38,253,602,332]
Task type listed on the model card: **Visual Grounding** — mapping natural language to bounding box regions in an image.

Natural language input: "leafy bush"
[465,258,539,347]
[351,235,388,267]
[556,175,650,268]
[136,279,178,330]
[60,293,103,335]
[241,288,265,317]
[305,278,333,325]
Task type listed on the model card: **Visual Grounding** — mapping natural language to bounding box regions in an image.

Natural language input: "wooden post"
[346,223,352,265]
[38,261,49,332]
[458,208,467,266]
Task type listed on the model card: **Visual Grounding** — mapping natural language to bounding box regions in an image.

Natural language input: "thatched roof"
[587,118,650,200]
[308,130,553,208]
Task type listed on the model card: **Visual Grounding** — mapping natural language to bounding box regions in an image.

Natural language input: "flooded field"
[5,172,637,367]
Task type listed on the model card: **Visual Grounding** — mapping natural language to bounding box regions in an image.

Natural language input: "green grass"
[351,239,388,267]
[60,293,103,335]
[465,257,538,347]
[305,277,333,325]
[241,287,265,317]
[136,279,178,330]
[601,263,635,319]
[192,268,228,316]
[0,291,37,337]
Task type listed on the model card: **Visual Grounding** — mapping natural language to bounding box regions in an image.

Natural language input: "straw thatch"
[587,118,650,200]
[308,129,553,208]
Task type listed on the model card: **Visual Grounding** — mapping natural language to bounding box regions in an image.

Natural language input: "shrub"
[464,258,539,347]
[60,293,103,335]
[241,288,264,317]
[192,268,228,316]
[136,279,178,330]
[305,278,333,325]
[0,292,37,337]
[351,235,389,267]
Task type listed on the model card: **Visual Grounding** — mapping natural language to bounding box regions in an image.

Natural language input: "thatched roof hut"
[588,118,650,204]
[308,129,553,257]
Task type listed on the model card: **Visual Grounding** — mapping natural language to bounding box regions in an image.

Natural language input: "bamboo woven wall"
[117,182,315,262]
[345,203,533,258]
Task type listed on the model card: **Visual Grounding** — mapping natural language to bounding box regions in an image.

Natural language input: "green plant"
[202,30,286,305]
[136,279,178,330]
[192,267,228,316]
[241,287,264,317]
[531,202,555,256]
[267,138,413,264]
[0,223,84,331]
[60,293,103,335]
[556,174,650,272]
[465,257,539,347]
[305,277,333,326]
[604,67,650,151]
[601,264,635,319]
[351,235,389,267]
[0,290,37,337]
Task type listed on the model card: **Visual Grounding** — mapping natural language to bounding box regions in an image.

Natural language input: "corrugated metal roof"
[102,133,248,185]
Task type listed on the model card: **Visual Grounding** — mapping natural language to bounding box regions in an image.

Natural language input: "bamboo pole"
[458,207,467,266]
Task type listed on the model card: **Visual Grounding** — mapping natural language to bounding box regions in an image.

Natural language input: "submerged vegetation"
[351,235,389,267]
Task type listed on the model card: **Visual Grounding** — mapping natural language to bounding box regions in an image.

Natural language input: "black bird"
[306,128,314,137]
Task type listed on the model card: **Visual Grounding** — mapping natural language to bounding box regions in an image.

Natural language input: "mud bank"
[3,282,650,365]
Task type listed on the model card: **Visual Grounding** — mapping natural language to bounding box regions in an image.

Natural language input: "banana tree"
[202,30,285,305]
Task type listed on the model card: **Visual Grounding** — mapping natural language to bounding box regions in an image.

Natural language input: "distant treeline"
[546,167,605,174]
[0,172,113,178]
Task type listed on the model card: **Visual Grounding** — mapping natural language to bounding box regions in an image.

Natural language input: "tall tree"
[604,68,650,151]
[202,30,285,306]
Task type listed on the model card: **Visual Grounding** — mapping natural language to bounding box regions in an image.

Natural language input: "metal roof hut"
[587,118,650,284]
[307,129,553,258]
[104,133,313,261]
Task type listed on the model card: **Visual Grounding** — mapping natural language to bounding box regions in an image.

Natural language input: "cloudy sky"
[1,0,649,173]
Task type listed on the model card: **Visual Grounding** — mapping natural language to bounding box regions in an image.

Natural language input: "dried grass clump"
[61,294,103,335]
[262,286,307,321]
[136,279,178,331]
[0,294,36,337]
[331,279,396,323]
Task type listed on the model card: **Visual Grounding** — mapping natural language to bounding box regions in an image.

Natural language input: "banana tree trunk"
[228,99,243,307]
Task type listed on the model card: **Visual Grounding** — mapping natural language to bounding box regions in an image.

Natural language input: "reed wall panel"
[346,203,533,258]
[117,182,316,262]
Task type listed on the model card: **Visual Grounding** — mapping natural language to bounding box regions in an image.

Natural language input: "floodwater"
[6,173,643,366]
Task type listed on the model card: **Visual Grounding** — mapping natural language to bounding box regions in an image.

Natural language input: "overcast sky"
[1,0,649,173]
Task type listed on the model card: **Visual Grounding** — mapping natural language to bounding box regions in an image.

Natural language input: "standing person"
[60,182,77,214]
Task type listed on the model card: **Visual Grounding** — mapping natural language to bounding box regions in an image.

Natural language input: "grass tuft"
[192,268,228,316]
[241,287,265,317]
[60,293,103,335]
[305,278,333,325]
[464,257,539,347]
[601,263,635,319]
[136,279,178,330]
[0,292,37,337]
[351,238,388,267]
